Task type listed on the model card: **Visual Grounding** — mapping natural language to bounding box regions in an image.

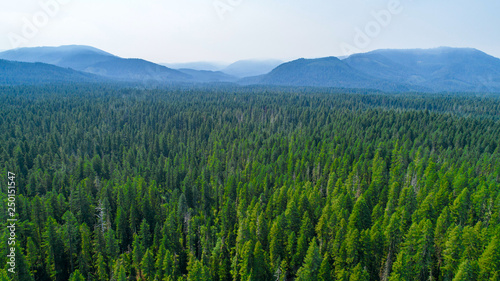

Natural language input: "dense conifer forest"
[1,84,500,280]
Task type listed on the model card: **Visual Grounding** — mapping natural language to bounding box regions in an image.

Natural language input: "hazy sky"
[1,0,499,63]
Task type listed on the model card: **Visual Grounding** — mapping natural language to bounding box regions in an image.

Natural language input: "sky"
[1,0,499,64]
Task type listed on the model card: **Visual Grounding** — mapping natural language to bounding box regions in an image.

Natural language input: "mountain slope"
[246,57,406,91]
[82,57,191,82]
[0,45,191,82]
[0,59,103,85]
[246,48,500,92]
[344,47,500,92]
[0,45,115,70]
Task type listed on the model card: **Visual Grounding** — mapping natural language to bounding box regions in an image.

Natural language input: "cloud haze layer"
[1,0,499,63]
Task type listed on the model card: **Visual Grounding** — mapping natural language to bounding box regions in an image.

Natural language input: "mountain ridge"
[248,47,500,92]
[1,45,500,92]
[0,45,201,83]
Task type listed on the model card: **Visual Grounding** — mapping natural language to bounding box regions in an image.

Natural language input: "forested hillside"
[1,85,499,281]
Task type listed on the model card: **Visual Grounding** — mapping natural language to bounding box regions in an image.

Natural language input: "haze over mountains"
[1,45,500,92]
[246,47,500,92]
[344,47,500,92]
[220,59,284,78]
[0,46,192,83]
[161,62,227,72]
[162,59,284,78]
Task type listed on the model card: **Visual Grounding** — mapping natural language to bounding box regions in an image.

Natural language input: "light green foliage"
[187,257,211,281]
[68,269,85,281]
[296,238,322,281]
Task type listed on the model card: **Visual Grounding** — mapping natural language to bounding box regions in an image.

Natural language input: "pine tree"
[116,263,127,281]
[62,211,79,273]
[187,256,211,281]
[78,223,93,278]
[348,195,371,231]
[415,219,434,280]
[442,225,463,280]
[178,193,188,221]
[139,219,152,250]
[296,238,321,281]
[252,241,271,281]
[95,252,108,281]
[14,246,34,281]
[132,233,143,274]
[115,206,130,251]
[478,236,500,280]
[318,253,332,281]
[141,248,156,280]
[450,188,470,225]
[453,259,479,281]
[238,240,254,280]
[68,269,85,281]
[389,251,410,281]
[42,216,64,281]
[269,215,286,268]
[163,248,178,279]
[381,211,402,281]
[153,222,162,253]
[349,263,369,281]
[26,237,42,277]
[105,228,120,260]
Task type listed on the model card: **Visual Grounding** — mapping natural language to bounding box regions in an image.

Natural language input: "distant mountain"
[0,45,114,69]
[0,45,192,83]
[222,59,284,77]
[82,57,192,82]
[0,46,287,84]
[0,59,103,85]
[2,46,500,92]
[243,57,406,91]
[247,48,500,92]
[344,47,500,92]
[162,62,228,71]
